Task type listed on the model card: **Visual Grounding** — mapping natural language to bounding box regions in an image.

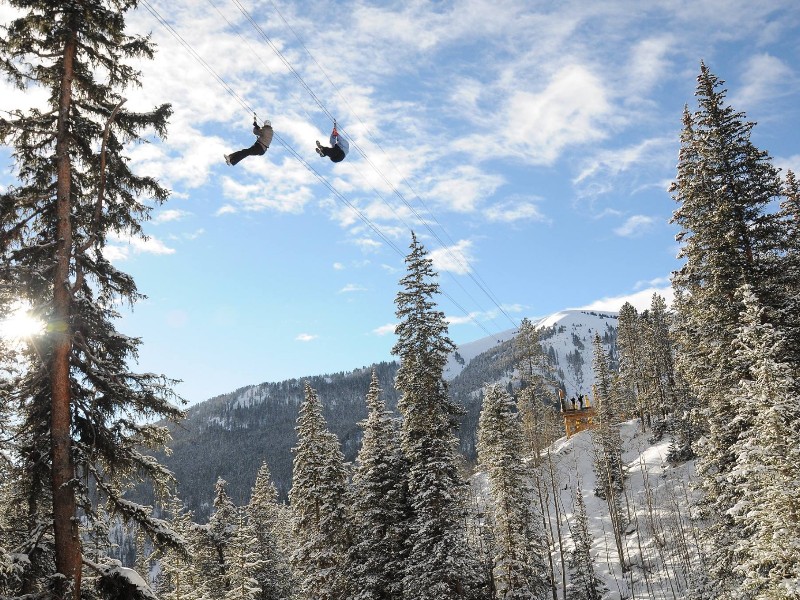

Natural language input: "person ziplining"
[225,114,273,166]
[315,121,349,163]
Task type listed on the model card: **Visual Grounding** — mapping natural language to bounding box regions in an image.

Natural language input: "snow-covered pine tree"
[0,1,183,596]
[641,294,671,424]
[392,233,482,599]
[289,383,351,600]
[224,512,263,600]
[590,333,627,573]
[348,369,407,600]
[152,496,195,600]
[246,462,293,600]
[477,384,548,599]
[199,478,239,600]
[669,64,788,592]
[774,170,800,369]
[616,302,647,427]
[566,482,606,600]
[591,333,624,498]
[512,318,562,600]
[514,317,560,457]
[722,286,800,598]
[515,318,557,398]
[641,293,698,460]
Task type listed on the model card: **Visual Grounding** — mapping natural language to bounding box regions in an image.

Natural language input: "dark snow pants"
[229,141,267,165]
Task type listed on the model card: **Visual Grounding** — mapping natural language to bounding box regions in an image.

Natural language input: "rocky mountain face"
[156,310,618,520]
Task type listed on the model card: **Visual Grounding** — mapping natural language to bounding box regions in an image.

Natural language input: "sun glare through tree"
[0,301,45,340]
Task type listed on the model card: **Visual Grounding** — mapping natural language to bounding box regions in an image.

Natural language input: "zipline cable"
[139,0,497,337]
[165,0,500,339]
[257,0,518,331]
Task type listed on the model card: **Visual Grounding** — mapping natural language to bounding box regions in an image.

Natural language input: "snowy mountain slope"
[443,327,517,380]
[156,308,620,518]
[445,309,618,398]
[538,422,701,599]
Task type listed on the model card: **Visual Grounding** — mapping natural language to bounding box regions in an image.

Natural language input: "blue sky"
[1,0,799,405]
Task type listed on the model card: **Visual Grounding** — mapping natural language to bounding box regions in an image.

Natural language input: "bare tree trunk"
[546,449,567,600]
[51,24,82,600]
[535,467,558,600]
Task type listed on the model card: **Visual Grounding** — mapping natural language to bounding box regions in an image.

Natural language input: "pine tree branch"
[72,97,127,294]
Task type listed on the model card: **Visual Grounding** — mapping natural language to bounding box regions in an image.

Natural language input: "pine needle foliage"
[0,0,183,596]
[289,383,350,600]
[670,64,799,596]
[246,462,293,600]
[392,233,482,599]
[348,370,408,600]
[478,384,549,599]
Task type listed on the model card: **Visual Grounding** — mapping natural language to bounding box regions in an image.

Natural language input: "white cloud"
[296,333,318,342]
[484,199,546,223]
[183,229,205,240]
[574,137,675,185]
[633,276,671,291]
[372,323,396,336]
[426,166,505,213]
[106,232,176,257]
[578,286,674,313]
[626,35,675,96]
[353,237,382,253]
[339,283,367,293]
[732,53,794,109]
[102,246,129,262]
[216,205,237,216]
[154,209,190,224]
[776,154,800,176]
[446,311,484,326]
[429,240,474,275]
[492,64,613,165]
[220,174,313,214]
[333,262,345,270]
[614,215,655,237]
[127,235,176,255]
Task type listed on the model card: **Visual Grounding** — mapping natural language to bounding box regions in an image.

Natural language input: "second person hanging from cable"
[316,120,349,163]
[225,114,273,166]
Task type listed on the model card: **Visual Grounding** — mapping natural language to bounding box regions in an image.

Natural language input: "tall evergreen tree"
[514,317,560,457]
[392,233,482,599]
[348,369,408,600]
[721,286,800,598]
[477,384,548,599]
[152,497,195,600]
[289,383,351,600]
[246,462,293,600]
[566,482,605,600]
[775,169,800,367]
[590,334,624,498]
[224,512,263,600]
[616,302,647,426]
[590,334,627,573]
[198,478,238,600]
[669,64,790,592]
[0,1,182,596]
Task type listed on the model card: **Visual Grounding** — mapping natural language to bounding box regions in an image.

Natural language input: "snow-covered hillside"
[478,421,703,599]
[445,309,619,398]
[549,422,701,598]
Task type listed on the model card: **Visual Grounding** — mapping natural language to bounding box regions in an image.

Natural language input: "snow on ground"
[549,420,702,599]
[444,309,619,396]
[474,419,703,599]
[443,326,517,380]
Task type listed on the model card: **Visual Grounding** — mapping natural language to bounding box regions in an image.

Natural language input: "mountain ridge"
[158,308,619,520]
